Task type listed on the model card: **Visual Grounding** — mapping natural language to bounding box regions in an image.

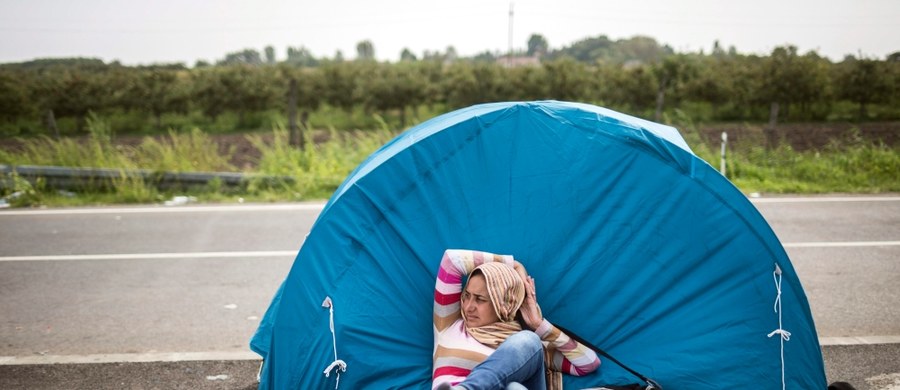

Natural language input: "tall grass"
[728,142,899,193]
[2,110,897,208]
[11,113,131,168]
[1,114,234,172]
[1,114,238,205]
[247,124,397,200]
[669,111,900,193]
[133,128,235,172]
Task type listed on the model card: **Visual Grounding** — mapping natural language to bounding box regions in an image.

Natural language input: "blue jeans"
[459,331,547,390]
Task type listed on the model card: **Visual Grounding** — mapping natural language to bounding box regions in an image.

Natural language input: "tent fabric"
[250,101,826,389]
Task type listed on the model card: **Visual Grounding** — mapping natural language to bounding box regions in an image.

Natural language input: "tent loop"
[767,264,791,390]
[321,296,347,389]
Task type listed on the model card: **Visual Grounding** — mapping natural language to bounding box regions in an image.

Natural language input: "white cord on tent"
[321,296,347,389]
[767,264,791,390]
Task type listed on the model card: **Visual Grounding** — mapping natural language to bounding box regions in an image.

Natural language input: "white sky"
[1,0,898,66]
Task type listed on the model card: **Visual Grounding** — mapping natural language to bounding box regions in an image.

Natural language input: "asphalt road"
[1,196,898,389]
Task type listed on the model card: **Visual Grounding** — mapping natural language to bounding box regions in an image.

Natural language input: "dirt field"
[694,122,900,151]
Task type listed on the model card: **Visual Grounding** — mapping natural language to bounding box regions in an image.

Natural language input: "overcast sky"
[1,0,897,66]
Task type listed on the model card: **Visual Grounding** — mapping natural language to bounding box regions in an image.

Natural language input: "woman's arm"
[433,249,514,332]
[517,264,600,376]
[535,321,601,375]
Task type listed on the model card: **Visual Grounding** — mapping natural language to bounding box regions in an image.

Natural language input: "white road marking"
[3,241,897,262]
[819,336,900,346]
[0,250,297,262]
[0,351,260,365]
[783,241,900,248]
[0,196,894,216]
[0,202,326,216]
[2,336,898,365]
[750,196,900,203]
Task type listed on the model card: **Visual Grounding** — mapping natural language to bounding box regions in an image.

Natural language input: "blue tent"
[251,101,826,389]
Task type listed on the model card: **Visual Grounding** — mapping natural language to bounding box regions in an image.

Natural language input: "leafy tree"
[442,63,507,108]
[219,49,263,66]
[546,35,671,64]
[286,46,320,67]
[192,66,278,125]
[547,35,613,62]
[191,68,231,120]
[651,54,698,121]
[756,46,832,121]
[542,58,590,101]
[600,65,657,113]
[472,50,498,64]
[682,56,736,119]
[0,57,107,72]
[357,62,426,126]
[125,69,190,129]
[445,46,458,63]
[506,66,548,101]
[527,34,549,57]
[286,67,324,111]
[416,60,445,109]
[35,69,111,132]
[719,55,766,120]
[321,62,359,110]
[711,40,726,58]
[356,40,375,61]
[0,70,32,121]
[265,45,276,64]
[230,66,280,124]
[835,57,894,120]
[279,65,324,147]
[400,48,418,62]
[617,36,673,64]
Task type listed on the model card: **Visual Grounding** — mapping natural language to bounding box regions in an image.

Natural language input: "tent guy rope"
[768,264,791,390]
[321,296,347,389]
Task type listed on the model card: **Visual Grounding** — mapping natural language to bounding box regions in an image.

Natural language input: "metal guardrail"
[0,164,294,191]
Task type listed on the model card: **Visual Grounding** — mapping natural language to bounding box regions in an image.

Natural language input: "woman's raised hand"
[514,261,543,330]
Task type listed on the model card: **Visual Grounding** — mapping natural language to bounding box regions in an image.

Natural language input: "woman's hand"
[514,261,543,330]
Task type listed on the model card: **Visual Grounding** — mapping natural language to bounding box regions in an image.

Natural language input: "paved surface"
[0,346,899,390]
[1,196,898,389]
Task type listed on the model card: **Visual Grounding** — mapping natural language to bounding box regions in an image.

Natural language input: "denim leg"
[459,331,547,390]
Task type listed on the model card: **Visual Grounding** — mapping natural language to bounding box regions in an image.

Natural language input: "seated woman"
[433,249,600,390]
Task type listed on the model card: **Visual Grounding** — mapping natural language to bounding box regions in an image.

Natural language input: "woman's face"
[462,273,500,327]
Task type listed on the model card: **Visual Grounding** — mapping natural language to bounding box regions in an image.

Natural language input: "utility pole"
[507,2,514,67]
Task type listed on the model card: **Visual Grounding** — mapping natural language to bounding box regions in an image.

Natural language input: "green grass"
[725,142,899,193]
[2,112,898,208]
[246,125,396,200]
[670,109,899,193]
[1,114,400,207]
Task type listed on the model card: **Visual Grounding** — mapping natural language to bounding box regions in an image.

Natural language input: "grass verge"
[1,114,898,208]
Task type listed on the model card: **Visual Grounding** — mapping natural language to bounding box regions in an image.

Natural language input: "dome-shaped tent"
[250,101,826,389]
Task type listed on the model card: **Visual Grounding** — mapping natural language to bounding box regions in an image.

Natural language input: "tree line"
[0,37,897,138]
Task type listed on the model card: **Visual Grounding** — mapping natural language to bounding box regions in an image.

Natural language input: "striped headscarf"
[466,262,526,325]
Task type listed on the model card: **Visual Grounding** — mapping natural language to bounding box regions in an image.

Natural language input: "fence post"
[46,109,60,139]
[288,78,299,148]
[766,102,779,148]
[720,131,728,176]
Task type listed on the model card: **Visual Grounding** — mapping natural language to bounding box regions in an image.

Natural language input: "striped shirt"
[432,249,600,389]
